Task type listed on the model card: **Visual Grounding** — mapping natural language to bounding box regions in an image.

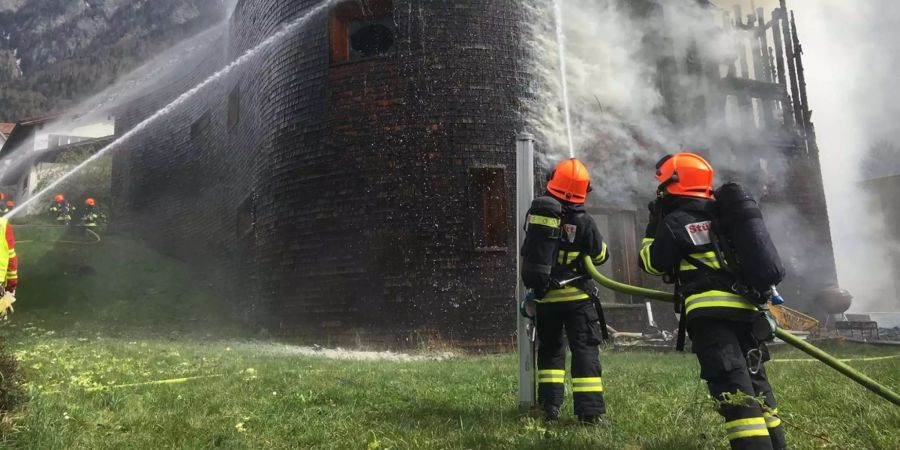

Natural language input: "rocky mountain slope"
[0,0,227,121]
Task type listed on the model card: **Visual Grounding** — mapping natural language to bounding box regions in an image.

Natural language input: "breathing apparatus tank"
[520,196,564,299]
[712,182,785,300]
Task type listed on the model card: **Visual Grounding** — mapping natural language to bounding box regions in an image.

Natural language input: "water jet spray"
[553,0,575,158]
[3,0,338,219]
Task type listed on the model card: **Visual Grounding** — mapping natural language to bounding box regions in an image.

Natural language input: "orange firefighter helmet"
[0,193,5,201]
[5,201,12,208]
[655,153,715,200]
[85,198,96,207]
[547,158,592,204]
[54,194,64,203]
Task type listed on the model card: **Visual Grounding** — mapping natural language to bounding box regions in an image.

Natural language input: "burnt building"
[590,0,838,316]
[111,0,837,347]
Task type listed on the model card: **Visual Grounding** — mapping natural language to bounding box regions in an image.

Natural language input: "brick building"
[111,0,837,347]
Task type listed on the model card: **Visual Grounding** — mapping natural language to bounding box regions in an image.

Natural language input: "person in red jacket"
[0,218,16,318]
[3,219,17,294]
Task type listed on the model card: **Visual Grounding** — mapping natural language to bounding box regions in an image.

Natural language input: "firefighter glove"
[0,292,15,320]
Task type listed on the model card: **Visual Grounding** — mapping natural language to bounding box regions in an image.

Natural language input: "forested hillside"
[0,0,226,121]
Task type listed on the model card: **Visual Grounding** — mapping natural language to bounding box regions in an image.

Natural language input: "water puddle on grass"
[228,341,455,362]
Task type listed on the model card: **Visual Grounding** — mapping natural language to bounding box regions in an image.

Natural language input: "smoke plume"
[523,0,791,206]
[525,0,900,314]
[792,0,900,312]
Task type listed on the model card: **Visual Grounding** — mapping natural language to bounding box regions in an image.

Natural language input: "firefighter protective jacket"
[0,219,18,291]
[50,201,72,222]
[639,197,758,322]
[83,206,99,227]
[537,202,608,303]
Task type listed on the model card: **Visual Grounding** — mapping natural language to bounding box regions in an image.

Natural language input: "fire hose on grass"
[581,255,900,407]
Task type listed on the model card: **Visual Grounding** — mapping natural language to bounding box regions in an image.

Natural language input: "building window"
[228,85,241,129]
[190,111,211,140]
[469,167,508,250]
[237,195,255,237]
[330,0,395,64]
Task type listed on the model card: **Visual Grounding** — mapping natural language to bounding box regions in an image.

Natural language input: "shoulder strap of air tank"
[673,260,687,351]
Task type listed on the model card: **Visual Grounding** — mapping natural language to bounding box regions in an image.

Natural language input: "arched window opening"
[330,0,395,64]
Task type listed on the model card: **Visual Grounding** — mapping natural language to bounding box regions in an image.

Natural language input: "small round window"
[350,21,394,58]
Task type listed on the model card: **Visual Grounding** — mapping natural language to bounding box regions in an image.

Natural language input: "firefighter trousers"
[535,299,605,418]
[689,317,786,450]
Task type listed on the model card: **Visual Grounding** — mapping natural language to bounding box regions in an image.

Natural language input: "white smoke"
[792,0,900,312]
[525,0,900,313]
[523,0,786,207]
[523,0,857,311]
[523,0,668,205]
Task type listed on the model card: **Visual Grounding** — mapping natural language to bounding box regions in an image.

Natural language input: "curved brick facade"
[112,0,526,347]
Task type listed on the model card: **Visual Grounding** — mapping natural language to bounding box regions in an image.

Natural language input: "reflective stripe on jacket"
[536,202,609,304]
[0,219,15,286]
[638,198,758,321]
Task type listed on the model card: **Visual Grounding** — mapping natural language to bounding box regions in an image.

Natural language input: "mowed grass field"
[0,226,897,449]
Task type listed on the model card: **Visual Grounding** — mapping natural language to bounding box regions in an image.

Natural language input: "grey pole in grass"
[516,133,536,410]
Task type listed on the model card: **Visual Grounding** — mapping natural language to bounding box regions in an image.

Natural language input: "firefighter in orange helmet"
[82,198,99,228]
[639,153,786,450]
[50,194,73,225]
[0,198,10,215]
[521,158,609,423]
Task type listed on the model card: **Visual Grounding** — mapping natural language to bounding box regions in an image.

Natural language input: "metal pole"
[516,132,536,410]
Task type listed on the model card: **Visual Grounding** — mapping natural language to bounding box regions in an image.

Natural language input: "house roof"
[0,123,13,139]
[0,113,80,159]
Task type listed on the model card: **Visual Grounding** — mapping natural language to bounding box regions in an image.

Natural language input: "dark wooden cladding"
[111,0,527,349]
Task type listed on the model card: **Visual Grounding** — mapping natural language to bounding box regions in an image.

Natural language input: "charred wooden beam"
[756,8,773,83]
[771,7,795,130]
[719,77,783,100]
[780,0,805,135]
[791,10,814,153]
[756,7,775,129]
[732,6,753,127]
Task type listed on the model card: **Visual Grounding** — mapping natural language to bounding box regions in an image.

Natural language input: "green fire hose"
[582,256,900,407]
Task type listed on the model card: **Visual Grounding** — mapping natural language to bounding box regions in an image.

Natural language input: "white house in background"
[0,113,115,214]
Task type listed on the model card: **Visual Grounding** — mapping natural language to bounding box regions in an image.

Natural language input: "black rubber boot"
[544,406,560,422]
[578,415,601,425]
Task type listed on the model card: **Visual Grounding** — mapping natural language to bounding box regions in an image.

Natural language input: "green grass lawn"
[0,226,898,449]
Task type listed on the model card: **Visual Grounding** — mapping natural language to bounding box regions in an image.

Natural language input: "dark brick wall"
[112,0,527,347]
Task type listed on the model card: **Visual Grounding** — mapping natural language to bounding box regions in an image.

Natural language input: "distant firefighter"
[50,194,74,225]
[82,198,100,228]
[0,199,11,215]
